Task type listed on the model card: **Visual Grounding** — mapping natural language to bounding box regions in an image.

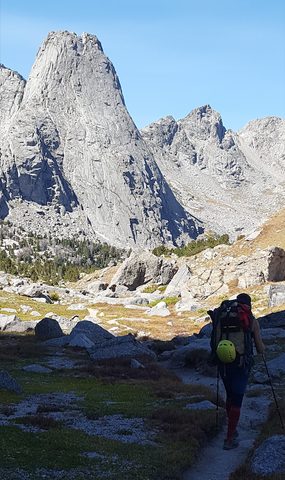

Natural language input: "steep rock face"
[0,65,26,137]
[141,105,247,186]
[0,31,201,248]
[237,117,285,172]
[141,106,285,238]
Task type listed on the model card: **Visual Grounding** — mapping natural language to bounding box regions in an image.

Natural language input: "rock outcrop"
[180,246,285,302]
[251,435,285,474]
[0,31,201,249]
[109,250,178,291]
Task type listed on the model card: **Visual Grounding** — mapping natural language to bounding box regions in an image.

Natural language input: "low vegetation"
[0,220,127,285]
[0,334,221,479]
[152,234,230,257]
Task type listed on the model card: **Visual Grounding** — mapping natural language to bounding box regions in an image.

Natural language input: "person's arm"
[252,318,265,353]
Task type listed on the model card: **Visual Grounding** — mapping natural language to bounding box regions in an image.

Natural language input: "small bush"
[185,348,207,368]
[142,285,158,294]
[49,292,60,302]
[0,406,15,416]
[151,340,176,355]
[149,297,180,307]
[23,414,62,430]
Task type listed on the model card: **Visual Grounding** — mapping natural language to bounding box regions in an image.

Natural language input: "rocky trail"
[173,367,272,480]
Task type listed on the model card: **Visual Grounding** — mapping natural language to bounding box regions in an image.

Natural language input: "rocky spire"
[0,31,202,248]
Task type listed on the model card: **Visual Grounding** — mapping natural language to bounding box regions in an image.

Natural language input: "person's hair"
[237,293,251,307]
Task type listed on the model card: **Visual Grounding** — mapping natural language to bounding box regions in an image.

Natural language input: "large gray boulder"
[165,263,192,296]
[35,317,64,339]
[268,283,285,308]
[3,318,38,333]
[70,320,114,344]
[145,301,171,317]
[16,283,52,303]
[0,370,23,394]
[0,314,22,331]
[258,311,285,329]
[266,353,285,379]
[88,334,156,362]
[109,250,178,291]
[170,337,211,368]
[251,435,285,474]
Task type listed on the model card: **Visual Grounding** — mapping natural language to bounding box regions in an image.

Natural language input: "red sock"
[226,406,241,442]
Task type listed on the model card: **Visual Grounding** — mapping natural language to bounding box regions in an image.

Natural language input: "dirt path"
[173,368,271,480]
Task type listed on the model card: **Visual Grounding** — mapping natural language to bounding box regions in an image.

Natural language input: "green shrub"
[142,284,158,294]
[149,297,180,307]
[49,292,60,302]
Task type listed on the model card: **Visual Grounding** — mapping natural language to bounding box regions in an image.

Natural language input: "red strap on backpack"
[237,303,251,331]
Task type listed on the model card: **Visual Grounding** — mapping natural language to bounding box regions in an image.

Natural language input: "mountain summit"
[0,31,201,248]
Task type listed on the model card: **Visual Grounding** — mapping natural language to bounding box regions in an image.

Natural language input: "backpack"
[207,299,254,373]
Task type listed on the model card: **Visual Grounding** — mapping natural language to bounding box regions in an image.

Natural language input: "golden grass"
[231,207,285,257]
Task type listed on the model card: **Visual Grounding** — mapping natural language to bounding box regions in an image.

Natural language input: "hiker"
[208,293,264,450]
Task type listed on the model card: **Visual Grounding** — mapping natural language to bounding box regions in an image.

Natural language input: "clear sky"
[0,0,284,131]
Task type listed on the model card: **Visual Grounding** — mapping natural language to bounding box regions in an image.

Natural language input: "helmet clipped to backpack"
[216,340,236,363]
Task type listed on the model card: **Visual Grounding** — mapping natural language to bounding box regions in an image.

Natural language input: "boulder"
[0,314,22,331]
[109,250,178,291]
[124,296,149,306]
[182,267,226,301]
[268,283,285,308]
[86,280,108,294]
[175,299,202,312]
[4,319,39,333]
[70,320,114,344]
[198,323,213,338]
[165,263,192,296]
[44,314,80,331]
[251,435,285,474]
[130,358,145,369]
[145,301,171,317]
[67,303,87,311]
[170,337,211,368]
[0,370,23,394]
[266,353,285,378]
[17,283,52,303]
[68,333,95,348]
[258,311,285,329]
[88,334,156,362]
[35,317,64,339]
[258,328,285,340]
[0,273,10,287]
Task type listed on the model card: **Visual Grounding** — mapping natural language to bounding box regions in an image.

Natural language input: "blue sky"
[0,0,284,131]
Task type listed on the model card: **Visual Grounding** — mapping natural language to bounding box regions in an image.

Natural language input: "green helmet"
[216,340,236,363]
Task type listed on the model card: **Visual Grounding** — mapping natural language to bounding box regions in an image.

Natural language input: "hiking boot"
[233,430,239,440]
[223,438,239,450]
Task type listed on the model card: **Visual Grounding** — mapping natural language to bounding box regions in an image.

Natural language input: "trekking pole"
[262,353,284,429]
[215,365,219,429]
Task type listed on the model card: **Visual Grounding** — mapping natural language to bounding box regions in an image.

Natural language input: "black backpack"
[207,299,254,373]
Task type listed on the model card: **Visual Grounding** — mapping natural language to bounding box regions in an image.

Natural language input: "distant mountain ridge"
[0,30,284,247]
[141,105,285,237]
